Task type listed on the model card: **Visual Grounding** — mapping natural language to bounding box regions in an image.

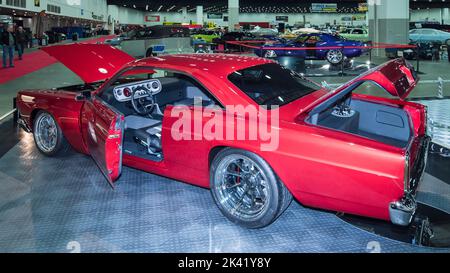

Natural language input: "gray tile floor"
[1,46,450,253]
[0,130,449,253]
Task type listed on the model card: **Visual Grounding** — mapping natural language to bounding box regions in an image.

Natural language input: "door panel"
[82,97,124,187]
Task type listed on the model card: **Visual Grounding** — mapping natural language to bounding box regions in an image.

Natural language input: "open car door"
[82,96,124,187]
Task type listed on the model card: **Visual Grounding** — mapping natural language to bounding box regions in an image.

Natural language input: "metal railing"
[0,98,18,123]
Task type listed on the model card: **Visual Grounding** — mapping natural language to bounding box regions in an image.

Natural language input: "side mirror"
[75,90,92,102]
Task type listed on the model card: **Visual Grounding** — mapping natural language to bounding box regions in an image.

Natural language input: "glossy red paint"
[16,48,428,223]
[41,43,135,83]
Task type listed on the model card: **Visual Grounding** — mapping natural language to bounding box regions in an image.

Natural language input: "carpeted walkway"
[0,35,116,84]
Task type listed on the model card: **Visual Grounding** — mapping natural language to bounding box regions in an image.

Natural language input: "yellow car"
[191,30,221,43]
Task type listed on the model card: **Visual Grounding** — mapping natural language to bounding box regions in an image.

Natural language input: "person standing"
[1,25,16,68]
[16,26,28,60]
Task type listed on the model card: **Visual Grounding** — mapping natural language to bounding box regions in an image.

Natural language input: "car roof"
[130,54,275,77]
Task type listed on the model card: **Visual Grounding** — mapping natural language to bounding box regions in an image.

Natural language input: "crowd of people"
[0,25,29,69]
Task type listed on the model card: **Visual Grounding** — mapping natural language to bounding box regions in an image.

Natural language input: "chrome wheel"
[326,50,343,64]
[35,113,58,153]
[264,50,277,58]
[214,155,270,219]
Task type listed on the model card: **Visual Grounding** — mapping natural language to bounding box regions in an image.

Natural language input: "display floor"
[0,116,449,253]
[1,47,450,253]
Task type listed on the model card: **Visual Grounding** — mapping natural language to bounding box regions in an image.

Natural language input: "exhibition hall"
[1,0,450,255]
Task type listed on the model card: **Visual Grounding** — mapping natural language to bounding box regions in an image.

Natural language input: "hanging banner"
[276,16,289,22]
[145,15,160,22]
[311,3,337,13]
[358,3,368,12]
[207,13,223,19]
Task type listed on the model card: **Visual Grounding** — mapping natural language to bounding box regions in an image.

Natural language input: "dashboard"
[113,79,162,102]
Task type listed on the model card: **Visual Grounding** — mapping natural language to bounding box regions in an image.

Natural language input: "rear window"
[228,63,321,107]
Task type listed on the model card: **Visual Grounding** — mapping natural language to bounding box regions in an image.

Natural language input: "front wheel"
[326,49,344,65]
[33,111,68,156]
[264,50,277,58]
[210,148,292,228]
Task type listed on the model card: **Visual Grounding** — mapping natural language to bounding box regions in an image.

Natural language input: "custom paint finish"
[254,33,367,60]
[16,44,427,223]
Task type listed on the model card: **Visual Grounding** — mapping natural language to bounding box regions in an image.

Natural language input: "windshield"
[228,63,322,107]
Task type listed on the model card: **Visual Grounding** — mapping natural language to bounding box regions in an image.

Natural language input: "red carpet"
[0,35,116,84]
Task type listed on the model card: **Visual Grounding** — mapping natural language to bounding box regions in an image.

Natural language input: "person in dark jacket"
[1,25,16,68]
[16,26,28,60]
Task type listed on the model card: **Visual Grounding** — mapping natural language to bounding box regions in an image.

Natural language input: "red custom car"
[16,43,430,228]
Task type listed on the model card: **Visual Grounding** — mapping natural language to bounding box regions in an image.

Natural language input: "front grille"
[409,136,431,193]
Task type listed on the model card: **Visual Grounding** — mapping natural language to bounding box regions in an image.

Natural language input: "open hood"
[349,58,419,100]
[41,43,135,84]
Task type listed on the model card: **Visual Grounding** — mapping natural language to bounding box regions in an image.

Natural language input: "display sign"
[341,15,366,21]
[145,15,160,22]
[207,13,223,19]
[276,16,289,22]
[0,15,13,24]
[358,3,368,12]
[311,3,337,13]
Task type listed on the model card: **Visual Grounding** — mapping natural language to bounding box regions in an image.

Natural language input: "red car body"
[16,43,429,226]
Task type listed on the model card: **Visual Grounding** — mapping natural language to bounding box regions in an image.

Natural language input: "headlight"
[404,152,410,194]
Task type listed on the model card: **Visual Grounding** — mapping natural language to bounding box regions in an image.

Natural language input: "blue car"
[255,33,367,65]
[409,28,450,44]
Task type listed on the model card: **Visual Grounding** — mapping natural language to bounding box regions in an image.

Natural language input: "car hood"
[41,43,135,84]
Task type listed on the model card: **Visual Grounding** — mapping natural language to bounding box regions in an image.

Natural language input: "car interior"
[98,70,218,162]
[306,81,412,148]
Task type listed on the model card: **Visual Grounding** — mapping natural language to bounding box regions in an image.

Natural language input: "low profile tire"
[33,111,68,156]
[210,148,292,229]
[264,50,277,58]
[326,49,344,65]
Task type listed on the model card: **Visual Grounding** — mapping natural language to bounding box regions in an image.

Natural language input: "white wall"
[144,12,367,27]
[107,5,144,26]
[410,8,449,24]
[0,0,108,22]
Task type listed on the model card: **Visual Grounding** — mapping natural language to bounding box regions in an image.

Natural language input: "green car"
[340,28,369,42]
[191,30,220,43]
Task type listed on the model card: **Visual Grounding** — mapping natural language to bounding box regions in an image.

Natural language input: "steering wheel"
[130,86,156,116]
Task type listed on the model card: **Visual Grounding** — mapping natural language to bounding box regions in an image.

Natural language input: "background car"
[255,32,367,65]
[249,26,279,38]
[409,28,450,44]
[191,30,221,43]
[340,28,369,42]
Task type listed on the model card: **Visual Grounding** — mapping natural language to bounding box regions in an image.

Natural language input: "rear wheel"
[210,148,292,228]
[33,111,68,156]
[326,49,344,64]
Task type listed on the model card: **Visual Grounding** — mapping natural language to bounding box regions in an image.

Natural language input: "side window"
[296,35,310,43]
[148,69,222,108]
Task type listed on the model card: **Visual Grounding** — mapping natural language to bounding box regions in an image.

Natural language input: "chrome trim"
[389,194,417,226]
[17,117,31,133]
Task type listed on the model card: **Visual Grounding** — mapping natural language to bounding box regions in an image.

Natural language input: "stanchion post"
[340,46,345,77]
[13,97,18,123]
[416,46,420,73]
